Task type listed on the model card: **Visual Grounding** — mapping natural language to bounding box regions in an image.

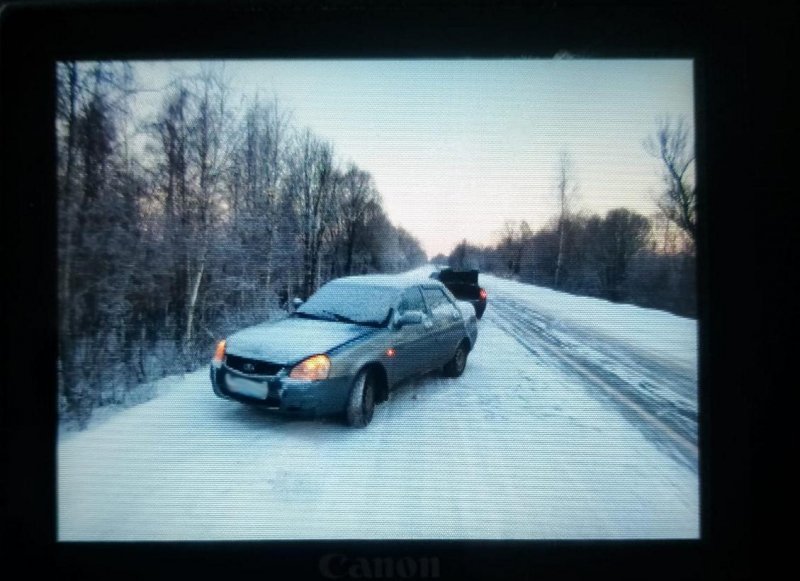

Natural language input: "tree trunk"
[316,248,323,291]
[345,228,356,275]
[186,259,205,345]
[555,219,566,288]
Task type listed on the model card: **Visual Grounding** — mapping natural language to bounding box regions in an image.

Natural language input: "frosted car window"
[298,282,402,324]
[398,287,426,314]
[422,288,459,319]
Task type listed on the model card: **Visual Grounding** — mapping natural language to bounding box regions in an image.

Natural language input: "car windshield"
[296,282,402,327]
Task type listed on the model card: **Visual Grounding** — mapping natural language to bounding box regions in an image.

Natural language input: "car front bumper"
[211,365,353,417]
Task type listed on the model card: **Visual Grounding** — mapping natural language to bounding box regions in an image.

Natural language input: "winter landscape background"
[57,60,698,540]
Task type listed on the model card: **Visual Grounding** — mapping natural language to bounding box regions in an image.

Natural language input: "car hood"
[225,317,377,365]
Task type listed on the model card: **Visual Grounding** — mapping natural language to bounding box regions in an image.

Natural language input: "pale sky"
[128,59,694,257]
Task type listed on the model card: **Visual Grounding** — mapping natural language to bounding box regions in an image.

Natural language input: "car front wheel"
[346,369,375,428]
[443,341,469,377]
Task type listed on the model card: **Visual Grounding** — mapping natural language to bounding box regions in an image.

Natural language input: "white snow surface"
[58,266,698,540]
[480,274,697,373]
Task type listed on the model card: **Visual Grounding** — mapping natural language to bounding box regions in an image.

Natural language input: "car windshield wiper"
[320,310,359,324]
[320,310,382,327]
[294,311,335,322]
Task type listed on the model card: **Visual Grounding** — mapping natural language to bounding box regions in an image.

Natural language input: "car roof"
[327,274,446,291]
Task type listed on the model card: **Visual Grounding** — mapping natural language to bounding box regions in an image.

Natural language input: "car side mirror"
[292,297,304,309]
[396,310,424,328]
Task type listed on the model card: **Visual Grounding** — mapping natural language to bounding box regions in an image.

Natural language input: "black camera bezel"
[2,1,774,579]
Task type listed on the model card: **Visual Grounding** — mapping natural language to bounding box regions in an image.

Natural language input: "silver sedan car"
[211,274,479,427]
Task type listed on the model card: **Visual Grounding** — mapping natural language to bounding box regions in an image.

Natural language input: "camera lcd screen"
[55,58,698,541]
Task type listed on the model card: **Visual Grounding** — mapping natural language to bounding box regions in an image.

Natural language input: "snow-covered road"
[59,275,699,540]
[484,280,698,473]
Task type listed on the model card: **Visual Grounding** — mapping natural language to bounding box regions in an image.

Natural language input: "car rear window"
[421,288,460,319]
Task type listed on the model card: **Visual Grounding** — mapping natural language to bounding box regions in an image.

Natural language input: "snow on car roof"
[300,274,443,324]
[327,274,442,289]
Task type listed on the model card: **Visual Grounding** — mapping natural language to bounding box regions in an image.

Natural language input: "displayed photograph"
[56,59,698,540]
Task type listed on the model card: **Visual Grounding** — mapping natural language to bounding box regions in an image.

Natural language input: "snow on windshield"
[298,282,403,324]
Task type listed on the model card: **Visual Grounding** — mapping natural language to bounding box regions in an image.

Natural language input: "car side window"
[421,288,459,320]
[398,287,427,314]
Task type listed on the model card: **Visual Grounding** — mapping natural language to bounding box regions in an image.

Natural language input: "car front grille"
[224,354,283,376]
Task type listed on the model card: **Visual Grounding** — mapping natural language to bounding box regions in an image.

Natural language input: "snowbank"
[481,274,697,373]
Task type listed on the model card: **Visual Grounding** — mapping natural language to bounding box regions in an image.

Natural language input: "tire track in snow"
[486,297,698,473]
[492,294,697,402]
[491,295,698,439]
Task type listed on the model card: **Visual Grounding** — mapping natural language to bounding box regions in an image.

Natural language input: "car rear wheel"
[443,341,469,377]
[346,369,375,428]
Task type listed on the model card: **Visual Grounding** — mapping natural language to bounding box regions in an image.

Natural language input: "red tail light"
[479,288,488,300]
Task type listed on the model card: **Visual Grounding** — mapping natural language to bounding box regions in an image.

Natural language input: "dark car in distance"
[211,274,479,427]
[429,268,487,319]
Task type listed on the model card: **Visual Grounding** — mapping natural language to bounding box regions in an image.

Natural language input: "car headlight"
[289,354,331,381]
[212,339,226,367]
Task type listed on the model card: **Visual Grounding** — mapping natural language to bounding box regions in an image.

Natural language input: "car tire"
[346,369,375,428]
[443,341,469,377]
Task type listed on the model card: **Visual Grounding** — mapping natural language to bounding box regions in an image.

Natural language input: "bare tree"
[449,239,484,270]
[150,72,234,363]
[338,164,380,275]
[183,72,231,351]
[56,62,83,344]
[56,62,141,425]
[553,149,578,288]
[285,130,340,298]
[591,208,652,301]
[644,116,696,247]
[396,227,427,267]
[237,97,290,288]
[450,239,468,269]
[154,84,191,346]
[430,253,449,267]
[496,220,522,276]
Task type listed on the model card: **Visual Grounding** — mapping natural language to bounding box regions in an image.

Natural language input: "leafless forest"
[440,120,696,318]
[57,63,426,426]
